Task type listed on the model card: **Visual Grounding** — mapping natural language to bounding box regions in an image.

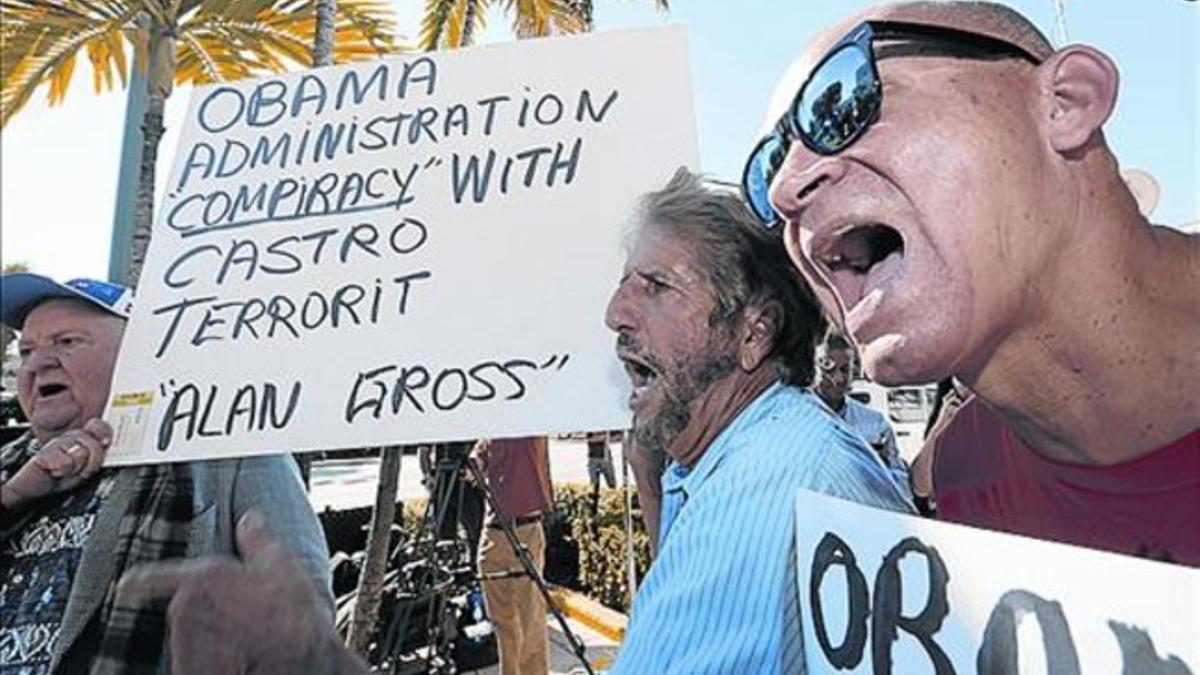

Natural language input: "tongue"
[864,249,904,294]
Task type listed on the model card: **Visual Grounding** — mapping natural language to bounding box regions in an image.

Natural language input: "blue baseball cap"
[0,273,134,330]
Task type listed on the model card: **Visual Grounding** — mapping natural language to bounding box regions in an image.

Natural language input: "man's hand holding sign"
[0,419,112,510]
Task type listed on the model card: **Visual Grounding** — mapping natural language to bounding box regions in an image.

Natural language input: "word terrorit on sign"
[796,491,1197,675]
[152,218,431,358]
[105,27,700,464]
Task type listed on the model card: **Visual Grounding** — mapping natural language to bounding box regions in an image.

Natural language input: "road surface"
[310,438,631,512]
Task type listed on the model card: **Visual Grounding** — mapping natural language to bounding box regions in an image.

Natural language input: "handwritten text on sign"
[796,490,1198,675]
[106,27,699,464]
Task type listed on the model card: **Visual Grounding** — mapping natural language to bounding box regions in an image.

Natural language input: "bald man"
[741,1,1199,565]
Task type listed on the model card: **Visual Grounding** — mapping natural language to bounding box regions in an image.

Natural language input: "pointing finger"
[117,558,231,602]
[235,511,285,568]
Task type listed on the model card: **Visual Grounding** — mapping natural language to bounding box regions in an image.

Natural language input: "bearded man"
[604,168,912,674]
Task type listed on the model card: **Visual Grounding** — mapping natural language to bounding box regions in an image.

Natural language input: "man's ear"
[1038,45,1119,154]
[740,301,783,371]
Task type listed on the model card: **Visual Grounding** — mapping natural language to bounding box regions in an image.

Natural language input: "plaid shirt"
[1,432,193,674]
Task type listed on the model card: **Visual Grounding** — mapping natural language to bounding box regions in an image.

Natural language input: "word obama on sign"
[105,27,699,465]
[796,490,1198,675]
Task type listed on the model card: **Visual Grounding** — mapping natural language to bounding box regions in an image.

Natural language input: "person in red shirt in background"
[750,1,1199,564]
[471,436,554,675]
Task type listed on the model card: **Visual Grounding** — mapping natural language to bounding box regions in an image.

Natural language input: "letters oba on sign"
[796,491,1198,675]
[105,27,699,464]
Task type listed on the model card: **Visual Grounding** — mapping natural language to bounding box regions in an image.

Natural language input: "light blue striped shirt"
[834,396,916,504]
[611,382,915,675]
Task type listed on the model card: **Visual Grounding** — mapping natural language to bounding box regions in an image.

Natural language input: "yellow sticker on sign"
[107,391,155,464]
[112,391,154,407]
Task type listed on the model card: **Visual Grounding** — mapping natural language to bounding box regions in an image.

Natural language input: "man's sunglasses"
[742,20,1043,228]
[816,354,853,372]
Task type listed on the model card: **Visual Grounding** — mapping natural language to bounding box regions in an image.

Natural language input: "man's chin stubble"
[634,351,736,460]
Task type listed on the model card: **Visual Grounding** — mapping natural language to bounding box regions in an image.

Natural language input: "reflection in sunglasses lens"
[797,44,880,153]
[744,135,785,225]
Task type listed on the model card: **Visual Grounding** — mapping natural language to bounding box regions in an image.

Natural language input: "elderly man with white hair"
[0,272,332,674]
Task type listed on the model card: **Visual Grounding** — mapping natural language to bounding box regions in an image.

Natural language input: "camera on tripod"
[335,442,495,674]
[333,440,595,675]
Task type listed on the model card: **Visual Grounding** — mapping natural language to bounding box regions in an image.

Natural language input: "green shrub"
[551,484,652,613]
[393,485,652,614]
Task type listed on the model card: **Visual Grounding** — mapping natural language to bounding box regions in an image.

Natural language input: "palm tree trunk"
[347,445,404,658]
[292,0,338,492]
[313,0,336,67]
[126,20,175,287]
[571,0,594,30]
[461,0,480,46]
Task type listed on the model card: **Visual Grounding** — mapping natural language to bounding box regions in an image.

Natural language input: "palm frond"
[545,0,586,35]
[0,0,147,125]
[501,0,582,40]
[82,19,134,91]
[47,50,78,102]
[185,16,312,74]
[176,30,227,82]
[1,18,121,127]
[329,0,400,60]
[419,0,454,51]
[443,0,465,49]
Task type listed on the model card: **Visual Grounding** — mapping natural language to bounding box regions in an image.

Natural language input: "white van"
[848,380,938,464]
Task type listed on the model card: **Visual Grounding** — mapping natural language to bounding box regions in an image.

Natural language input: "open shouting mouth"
[616,348,661,410]
[36,382,71,400]
[812,222,906,330]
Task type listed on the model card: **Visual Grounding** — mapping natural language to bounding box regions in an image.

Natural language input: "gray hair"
[634,167,827,386]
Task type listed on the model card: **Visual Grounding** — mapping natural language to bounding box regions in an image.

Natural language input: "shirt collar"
[661,381,785,499]
[813,390,853,419]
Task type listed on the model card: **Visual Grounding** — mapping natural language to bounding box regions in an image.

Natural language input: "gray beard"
[634,349,737,461]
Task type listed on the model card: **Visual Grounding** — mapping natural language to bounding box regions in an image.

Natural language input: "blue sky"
[1,0,1195,280]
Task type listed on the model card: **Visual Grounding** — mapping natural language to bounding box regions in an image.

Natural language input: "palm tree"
[312,0,337,67]
[0,0,399,285]
[345,444,404,658]
[417,0,668,51]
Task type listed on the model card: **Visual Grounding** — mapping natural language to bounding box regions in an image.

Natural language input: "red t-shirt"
[483,436,554,519]
[933,397,1200,567]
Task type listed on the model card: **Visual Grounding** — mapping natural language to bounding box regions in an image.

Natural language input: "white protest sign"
[796,490,1199,675]
[105,27,698,465]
